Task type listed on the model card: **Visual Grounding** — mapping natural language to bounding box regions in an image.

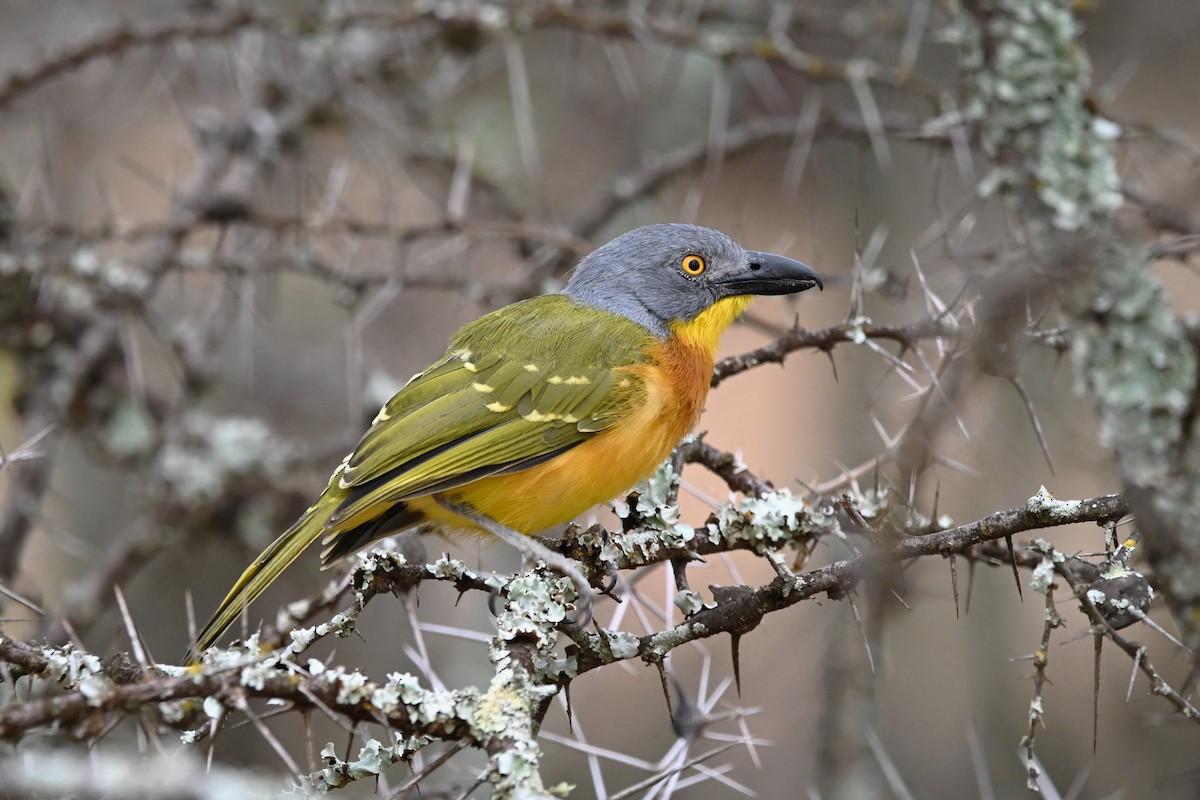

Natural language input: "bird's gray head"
[564,224,822,337]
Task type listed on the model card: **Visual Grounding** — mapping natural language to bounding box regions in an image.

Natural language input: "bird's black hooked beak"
[715,251,823,297]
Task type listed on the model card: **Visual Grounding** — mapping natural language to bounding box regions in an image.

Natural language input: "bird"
[192,223,821,654]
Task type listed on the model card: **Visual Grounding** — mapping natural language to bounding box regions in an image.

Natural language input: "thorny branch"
[0,490,1142,748]
[712,317,961,387]
[972,537,1200,725]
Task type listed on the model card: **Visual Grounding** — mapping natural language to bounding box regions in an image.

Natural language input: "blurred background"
[1,1,1198,797]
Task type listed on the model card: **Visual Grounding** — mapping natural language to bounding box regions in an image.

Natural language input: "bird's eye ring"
[680,254,706,276]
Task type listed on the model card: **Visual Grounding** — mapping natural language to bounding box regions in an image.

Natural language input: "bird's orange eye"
[680,254,706,276]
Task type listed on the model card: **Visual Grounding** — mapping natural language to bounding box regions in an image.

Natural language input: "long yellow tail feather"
[189,505,326,658]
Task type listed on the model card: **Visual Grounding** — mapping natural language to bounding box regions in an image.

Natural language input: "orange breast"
[419,335,715,535]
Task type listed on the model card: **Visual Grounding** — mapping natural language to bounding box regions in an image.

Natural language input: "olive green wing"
[327,295,654,528]
[189,296,653,655]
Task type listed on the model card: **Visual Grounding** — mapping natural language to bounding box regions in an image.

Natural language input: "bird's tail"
[189,502,328,659]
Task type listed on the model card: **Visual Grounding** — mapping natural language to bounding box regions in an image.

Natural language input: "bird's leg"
[435,498,593,624]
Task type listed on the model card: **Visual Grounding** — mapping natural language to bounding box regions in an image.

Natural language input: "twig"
[711,318,961,387]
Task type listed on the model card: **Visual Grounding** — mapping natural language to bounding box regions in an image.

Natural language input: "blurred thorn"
[118,313,149,406]
[1005,536,1024,601]
[911,190,976,254]
[930,455,984,480]
[602,41,640,105]
[1093,633,1102,754]
[849,596,876,677]
[730,632,743,697]
[391,742,468,796]
[1126,647,1143,703]
[447,139,475,221]
[0,581,45,615]
[403,587,447,693]
[93,171,120,229]
[302,708,315,774]
[1064,762,1093,800]
[669,674,706,742]
[782,91,821,201]
[1025,295,1040,328]
[0,424,55,469]
[967,725,996,800]
[864,335,917,379]
[114,151,171,197]
[863,226,888,270]
[237,696,301,774]
[656,659,675,721]
[564,680,575,734]
[950,553,960,619]
[965,559,977,616]
[948,104,976,182]
[607,743,742,800]
[898,0,931,78]
[743,59,789,117]
[725,714,767,770]
[848,212,866,319]
[503,38,542,202]
[1128,607,1191,652]
[1010,376,1055,473]
[912,346,969,438]
[847,64,892,172]
[317,158,351,223]
[94,710,127,745]
[825,348,839,382]
[682,184,703,225]
[114,585,152,668]
[768,1,796,37]
[869,414,901,450]
[205,715,220,774]
[949,210,977,251]
[1096,55,1140,107]
[864,366,907,417]
[351,276,404,337]
[1182,661,1197,697]
[185,590,197,654]
[910,249,948,318]
[865,727,916,800]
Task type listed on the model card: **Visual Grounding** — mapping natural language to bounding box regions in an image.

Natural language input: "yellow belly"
[415,336,714,535]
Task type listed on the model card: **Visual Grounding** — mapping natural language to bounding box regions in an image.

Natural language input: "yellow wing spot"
[562,413,579,424]
[524,363,540,372]
[453,349,478,371]
[547,375,564,385]
[486,401,512,413]
[472,382,495,393]
[522,410,559,422]
[564,375,590,385]
[371,406,391,424]
[334,455,352,487]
